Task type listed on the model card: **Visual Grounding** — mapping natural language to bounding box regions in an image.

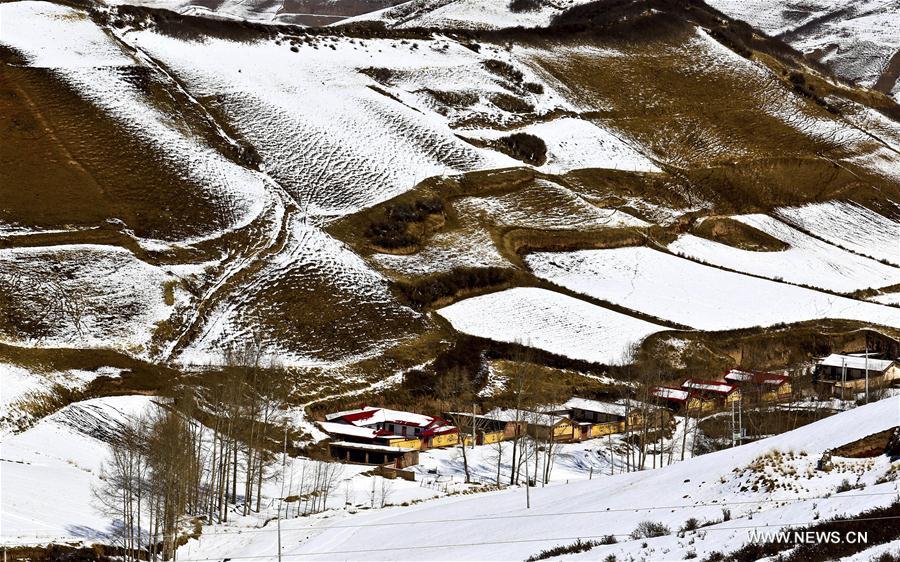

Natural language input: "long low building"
[815,354,898,396]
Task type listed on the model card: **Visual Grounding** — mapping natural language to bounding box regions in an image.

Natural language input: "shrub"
[398,267,513,307]
[525,538,600,562]
[427,89,478,107]
[360,67,395,84]
[483,59,524,83]
[509,0,543,12]
[631,521,671,540]
[490,92,534,113]
[835,478,864,493]
[680,517,700,534]
[598,534,617,545]
[495,132,547,165]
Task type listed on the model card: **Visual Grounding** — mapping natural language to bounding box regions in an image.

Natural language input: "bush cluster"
[366,198,443,249]
[398,267,513,307]
[495,132,547,165]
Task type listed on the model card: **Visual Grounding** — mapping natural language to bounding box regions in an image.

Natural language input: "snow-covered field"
[775,201,900,266]
[527,247,900,331]
[459,117,661,174]
[0,1,269,244]
[0,363,123,435]
[670,214,899,292]
[436,287,669,364]
[178,217,426,367]
[120,28,525,216]
[453,179,648,231]
[0,395,157,545]
[176,397,900,562]
[0,245,175,353]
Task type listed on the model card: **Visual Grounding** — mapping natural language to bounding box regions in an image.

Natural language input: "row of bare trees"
[93,342,295,561]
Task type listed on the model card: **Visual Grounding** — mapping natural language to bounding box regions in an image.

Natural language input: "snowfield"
[459,117,661,174]
[121,29,522,216]
[177,397,900,562]
[775,201,900,266]
[453,179,648,231]
[178,217,426,367]
[669,214,899,292]
[0,245,175,354]
[0,363,123,436]
[0,395,157,545]
[526,247,900,331]
[707,0,900,91]
[340,0,597,30]
[436,287,669,364]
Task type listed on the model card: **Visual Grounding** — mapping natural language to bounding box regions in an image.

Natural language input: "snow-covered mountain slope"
[707,0,900,96]
[99,0,408,26]
[338,0,597,30]
[176,397,900,561]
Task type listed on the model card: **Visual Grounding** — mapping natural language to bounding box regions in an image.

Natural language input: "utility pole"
[865,345,870,404]
[841,358,847,401]
[471,403,477,450]
[277,424,288,562]
[525,442,531,509]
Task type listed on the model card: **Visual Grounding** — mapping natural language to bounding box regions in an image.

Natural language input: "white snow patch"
[669,214,899,292]
[527,247,900,331]
[436,287,669,364]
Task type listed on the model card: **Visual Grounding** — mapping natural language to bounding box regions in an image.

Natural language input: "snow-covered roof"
[652,386,690,402]
[328,441,418,453]
[817,354,894,372]
[318,421,410,441]
[484,408,567,427]
[724,370,788,386]
[324,406,380,422]
[325,406,440,428]
[564,397,628,418]
[682,379,737,395]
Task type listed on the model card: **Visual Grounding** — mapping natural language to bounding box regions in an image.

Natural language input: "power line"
[170,514,900,561]
[6,490,898,539]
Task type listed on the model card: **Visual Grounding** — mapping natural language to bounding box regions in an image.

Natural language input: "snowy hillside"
[175,397,900,561]
[707,0,900,96]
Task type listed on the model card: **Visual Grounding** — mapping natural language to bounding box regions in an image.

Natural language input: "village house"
[549,397,672,439]
[682,379,741,410]
[723,369,792,402]
[484,407,577,442]
[322,406,460,456]
[814,354,898,396]
[317,421,421,449]
[652,386,709,413]
[446,413,526,445]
